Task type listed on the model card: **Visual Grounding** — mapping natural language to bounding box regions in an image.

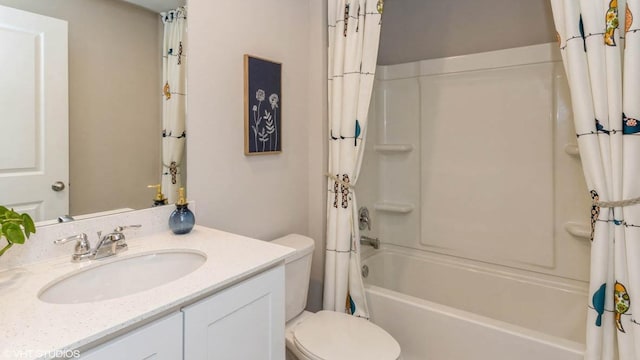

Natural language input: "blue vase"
[169,204,195,235]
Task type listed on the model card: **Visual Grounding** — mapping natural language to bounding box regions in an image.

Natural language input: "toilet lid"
[293,311,401,360]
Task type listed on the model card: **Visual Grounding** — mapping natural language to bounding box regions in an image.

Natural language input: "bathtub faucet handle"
[358,207,371,231]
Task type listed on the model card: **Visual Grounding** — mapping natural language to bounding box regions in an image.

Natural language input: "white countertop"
[0,226,294,360]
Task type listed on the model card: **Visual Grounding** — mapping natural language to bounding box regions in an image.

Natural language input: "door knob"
[51,181,66,192]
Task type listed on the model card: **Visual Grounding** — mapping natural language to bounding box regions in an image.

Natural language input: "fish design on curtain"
[605,0,619,46]
[592,283,606,327]
[623,113,640,134]
[614,282,631,333]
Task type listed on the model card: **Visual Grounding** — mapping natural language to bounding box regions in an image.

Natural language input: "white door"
[0,5,68,222]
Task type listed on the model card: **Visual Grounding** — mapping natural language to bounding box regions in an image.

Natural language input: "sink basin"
[39,250,207,304]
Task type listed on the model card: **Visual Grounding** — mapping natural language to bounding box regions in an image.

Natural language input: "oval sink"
[39,250,206,304]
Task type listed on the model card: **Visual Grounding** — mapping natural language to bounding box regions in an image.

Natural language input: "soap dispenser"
[169,187,195,235]
[148,184,168,207]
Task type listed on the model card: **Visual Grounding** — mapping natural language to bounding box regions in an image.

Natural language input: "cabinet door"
[183,265,285,360]
[79,312,183,360]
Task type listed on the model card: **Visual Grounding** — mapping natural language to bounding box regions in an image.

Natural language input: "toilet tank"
[271,234,315,322]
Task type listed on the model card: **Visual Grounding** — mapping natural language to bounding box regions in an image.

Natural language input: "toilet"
[272,234,401,360]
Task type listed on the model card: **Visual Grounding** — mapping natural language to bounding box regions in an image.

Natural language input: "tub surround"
[0,206,294,359]
[357,44,590,359]
[360,42,590,281]
[363,246,586,360]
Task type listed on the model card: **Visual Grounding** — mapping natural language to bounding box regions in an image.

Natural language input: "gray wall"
[378,0,557,64]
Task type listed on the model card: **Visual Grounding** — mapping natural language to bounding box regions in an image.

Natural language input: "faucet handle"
[54,233,92,261]
[114,224,142,232]
[55,233,89,247]
[358,207,371,231]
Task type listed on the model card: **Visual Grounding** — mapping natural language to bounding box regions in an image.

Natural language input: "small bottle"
[169,187,195,235]
[148,184,168,207]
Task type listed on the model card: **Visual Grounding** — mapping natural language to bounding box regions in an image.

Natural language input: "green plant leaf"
[0,205,34,256]
[21,214,36,237]
[3,223,25,244]
[5,209,21,220]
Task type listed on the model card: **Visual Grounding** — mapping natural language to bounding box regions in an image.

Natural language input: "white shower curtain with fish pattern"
[551,1,640,358]
[161,7,187,204]
[324,0,382,318]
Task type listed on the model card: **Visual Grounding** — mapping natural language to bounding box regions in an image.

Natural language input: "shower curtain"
[550,1,640,358]
[161,7,187,204]
[324,0,383,318]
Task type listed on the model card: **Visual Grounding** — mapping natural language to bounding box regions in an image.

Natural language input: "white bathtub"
[362,247,587,360]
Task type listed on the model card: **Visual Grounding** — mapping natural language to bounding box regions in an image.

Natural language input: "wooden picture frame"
[244,55,282,155]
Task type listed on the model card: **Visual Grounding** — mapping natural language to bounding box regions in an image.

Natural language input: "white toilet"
[272,234,401,360]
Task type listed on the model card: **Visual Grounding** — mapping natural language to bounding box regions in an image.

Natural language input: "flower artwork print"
[244,55,282,155]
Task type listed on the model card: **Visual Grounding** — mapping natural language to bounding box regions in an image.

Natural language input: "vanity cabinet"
[78,265,285,360]
[79,312,183,359]
[183,265,285,360]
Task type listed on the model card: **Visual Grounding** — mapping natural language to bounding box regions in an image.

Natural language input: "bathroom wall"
[187,0,326,310]
[377,0,557,64]
[0,0,163,215]
[359,44,592,282]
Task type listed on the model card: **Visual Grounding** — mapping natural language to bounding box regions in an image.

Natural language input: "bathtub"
[362,246,587,360]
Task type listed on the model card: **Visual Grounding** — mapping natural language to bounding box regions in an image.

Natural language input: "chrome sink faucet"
[55,225,141,262]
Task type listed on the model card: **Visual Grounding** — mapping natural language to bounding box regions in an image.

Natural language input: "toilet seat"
[292,311,401,360]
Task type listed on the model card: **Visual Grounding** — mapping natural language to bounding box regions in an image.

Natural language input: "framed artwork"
[244,55,282,155]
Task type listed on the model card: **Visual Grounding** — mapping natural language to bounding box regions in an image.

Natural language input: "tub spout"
[360,235,380,249]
